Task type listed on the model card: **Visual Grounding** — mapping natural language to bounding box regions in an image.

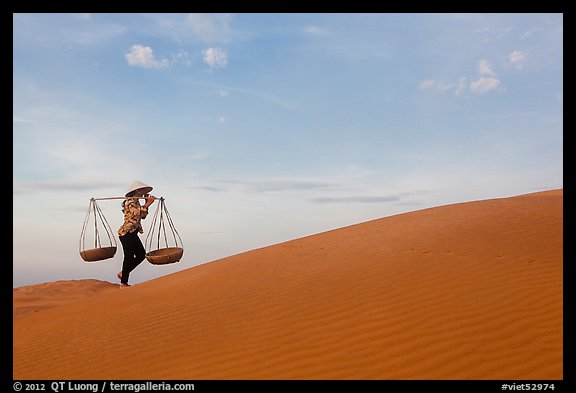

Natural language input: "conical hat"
[125,180,153,197]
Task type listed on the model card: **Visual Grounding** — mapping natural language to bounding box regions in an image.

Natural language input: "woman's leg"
[130,234,147,272]
[119,231,147,285]
[119,231,137,284]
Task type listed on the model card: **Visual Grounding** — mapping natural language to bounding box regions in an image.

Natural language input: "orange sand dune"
[13,189,563,380]
[13,279,118,320]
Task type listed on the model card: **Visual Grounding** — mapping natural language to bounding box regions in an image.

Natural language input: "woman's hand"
[144,195,156,207]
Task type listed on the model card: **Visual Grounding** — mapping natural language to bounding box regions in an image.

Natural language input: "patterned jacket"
[118,199,149,236]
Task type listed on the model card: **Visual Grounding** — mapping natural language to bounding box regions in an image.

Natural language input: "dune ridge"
[13,189,563,379]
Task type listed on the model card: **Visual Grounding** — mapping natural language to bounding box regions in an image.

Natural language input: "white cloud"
[454,77,467,95]
[187,13,232,43]
[418,80,436,91]
[419,60,501,95]
[478,59,496,76]
[171,49,192,66]
[304,25,328,36]
[521,27,543,40]
[436,81,453,93]
[418,79,455,94]
[508,50,528,70]
[202,47,228,69]
[469,77,501,94]
[470,59,501,94]
[125,44,169,69]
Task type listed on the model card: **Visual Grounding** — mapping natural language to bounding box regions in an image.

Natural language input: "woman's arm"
[144,195,156,208]
[139,195,156,220]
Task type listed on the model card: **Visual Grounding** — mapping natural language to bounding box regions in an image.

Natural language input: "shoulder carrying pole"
[92,196,163,201]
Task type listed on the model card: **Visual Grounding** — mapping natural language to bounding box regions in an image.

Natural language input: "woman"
[117,180,156,287]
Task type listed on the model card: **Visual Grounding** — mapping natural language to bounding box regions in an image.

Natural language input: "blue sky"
[13,13,563,287]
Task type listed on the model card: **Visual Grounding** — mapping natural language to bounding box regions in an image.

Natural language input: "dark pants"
[119,231,146,284]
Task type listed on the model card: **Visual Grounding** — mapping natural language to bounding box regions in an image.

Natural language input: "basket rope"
[79,198,117,254]
[145,197,183,253]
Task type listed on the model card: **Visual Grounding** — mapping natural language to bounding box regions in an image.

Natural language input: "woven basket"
[80,246,117,262]
[146,247,183,265]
